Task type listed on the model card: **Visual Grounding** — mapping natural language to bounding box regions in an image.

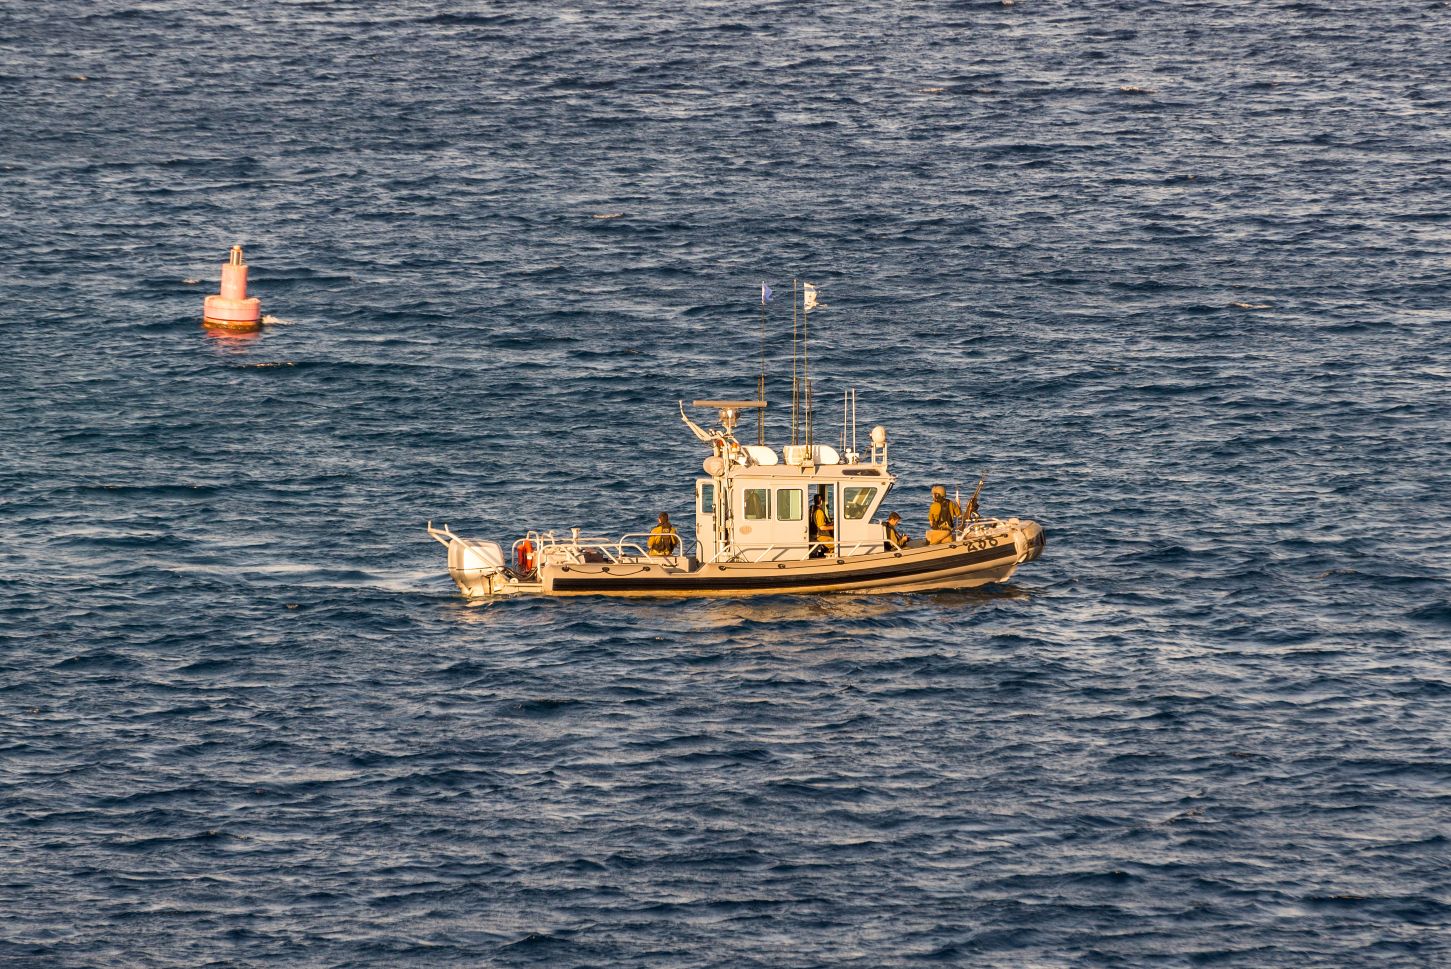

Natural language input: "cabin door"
[808,483,837,556]
[838,483,887,554]
[695,479,717,562]
[773,486,809,560]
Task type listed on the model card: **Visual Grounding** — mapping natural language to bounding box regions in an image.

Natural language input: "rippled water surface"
[4,1,1451,965]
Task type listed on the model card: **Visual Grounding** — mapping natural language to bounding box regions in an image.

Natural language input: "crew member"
[810,493,834,557]
[926,484,961,545]
[883,511,910,551]
[647,512,680,557]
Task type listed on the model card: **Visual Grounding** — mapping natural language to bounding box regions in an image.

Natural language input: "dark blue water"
[4,1,1451,965]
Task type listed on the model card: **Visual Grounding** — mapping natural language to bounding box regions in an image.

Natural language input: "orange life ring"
[516,539,535,573]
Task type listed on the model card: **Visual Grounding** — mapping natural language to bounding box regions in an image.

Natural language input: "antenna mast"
[757,283,768,447]
[790,278,800,447]
[803,283,813,448]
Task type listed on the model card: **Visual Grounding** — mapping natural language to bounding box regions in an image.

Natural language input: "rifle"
[961,474,986,527]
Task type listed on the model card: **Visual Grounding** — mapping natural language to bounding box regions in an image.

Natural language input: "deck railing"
[715,539,881,563]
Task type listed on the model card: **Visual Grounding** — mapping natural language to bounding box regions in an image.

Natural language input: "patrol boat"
[427,399,1045,599]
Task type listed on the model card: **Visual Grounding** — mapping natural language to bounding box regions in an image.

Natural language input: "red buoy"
[203,245,262,330]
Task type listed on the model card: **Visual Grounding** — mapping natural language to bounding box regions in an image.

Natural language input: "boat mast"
[758,283,768,447]
[803,282,813,448]
[790,278,799,448]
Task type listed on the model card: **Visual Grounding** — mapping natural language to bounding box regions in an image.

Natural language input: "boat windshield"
[843,486,878,520]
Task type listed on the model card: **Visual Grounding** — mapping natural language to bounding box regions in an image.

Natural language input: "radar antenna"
[691,399,766,438]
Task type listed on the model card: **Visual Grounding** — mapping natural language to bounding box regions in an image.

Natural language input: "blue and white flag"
[761,282,773,304]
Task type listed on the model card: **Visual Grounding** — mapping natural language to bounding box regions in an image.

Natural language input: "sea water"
[3,1,1449,965]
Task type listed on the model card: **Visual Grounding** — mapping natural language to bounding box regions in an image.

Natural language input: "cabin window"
[776,488,803,521]
[744,488,770,520]
[699,483,714,514]
[843,486,878,520]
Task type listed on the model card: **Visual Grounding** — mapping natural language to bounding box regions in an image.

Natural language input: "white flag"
[803,283,819,311]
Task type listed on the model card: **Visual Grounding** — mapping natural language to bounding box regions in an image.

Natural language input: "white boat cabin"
[686,401,898,564]
[694,463,894,562]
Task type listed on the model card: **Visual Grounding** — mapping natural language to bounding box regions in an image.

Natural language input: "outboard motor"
[427,524,510,597]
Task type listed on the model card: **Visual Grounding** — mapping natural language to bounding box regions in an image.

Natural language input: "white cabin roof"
[707,463,892,482]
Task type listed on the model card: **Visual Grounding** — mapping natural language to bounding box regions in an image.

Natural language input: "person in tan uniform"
[809,492,834,557]
[883,511,911,551]
[647,512,681,557]
[926,485,961,545]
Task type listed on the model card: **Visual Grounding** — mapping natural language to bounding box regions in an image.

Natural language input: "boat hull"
[539,521,1044,598]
